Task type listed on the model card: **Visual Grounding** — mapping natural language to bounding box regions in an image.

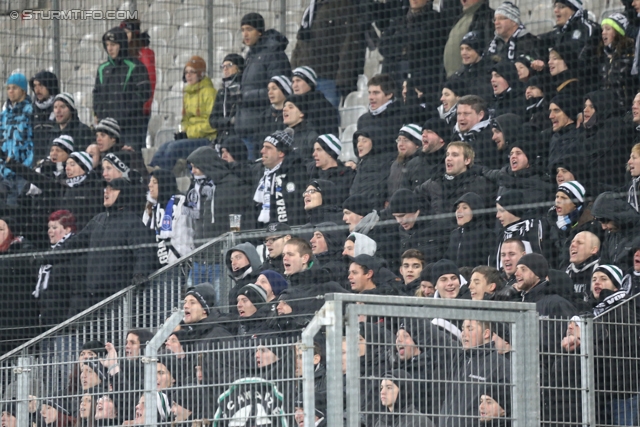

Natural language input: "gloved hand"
[174,132,188,141]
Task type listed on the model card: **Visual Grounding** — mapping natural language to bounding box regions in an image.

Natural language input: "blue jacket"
[0,96,34,178]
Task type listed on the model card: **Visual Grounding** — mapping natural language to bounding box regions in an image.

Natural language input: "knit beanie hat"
[593,264,623,289]
[554,0,583,12]
[602,12,629,36]
[549,42,581,71]
[185,55,206,75]
[264,128,294,154]
[516,253,549,280]
[316,134,342,160]
[238,283,268,307]
[82,357,108,383]
[515,54,533,69]
[496,190,527,219]
[265,222,292,234]
[495,1,521,24]
[241,12,265,33]
[308,179,340,206]
[285,93,313,117]
[270,75,293,96]
[185,282,217,315]
[352,254,381,274]
[460,31,483,53]
[95,117,121,140]
[430,259,459,284]
[29,70,60,97]
[52,135,75,154]
[442,76,468,97]
[550,93,582,122]
[389,188,421,214]
[260,270,288,297]
[526,75,544,91]
[103,153,131,177]
[6,73,27,92]
[81,340,106,358]
[422,117,451,142]
[54,92,76,111]
[223,53,245,72]
[491,61,520,88]
[398,124,422,145]
[420,263,434,283]
[557,180,586,206]
[292,66,318,89]
[342,194,374,217]
[70,151,94,173]
[219,135,249,163]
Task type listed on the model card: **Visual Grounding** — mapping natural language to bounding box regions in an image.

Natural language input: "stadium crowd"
[2,0,640,425]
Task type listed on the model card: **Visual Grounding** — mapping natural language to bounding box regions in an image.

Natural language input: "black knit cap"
[430,259,459,284]
[550,93,582,122]
[422,117,451,142]
[550,41,581,71]
[82,357,108,383]
[496,190,527,219]
[238,283,268,308]
[352,254,381,274]
[308,179,340,207]
[442,76,467,97]
[185,282,217,315]
[389,188,421,214]
[223,53,245,72]
[285,92,314,118]
[491,60,520,88]
[241,12,265,34]
[81,340,106,358]
[460,31,483,53]
[219,135,249,163]
[516,253,549,280]
[342,194,374,217]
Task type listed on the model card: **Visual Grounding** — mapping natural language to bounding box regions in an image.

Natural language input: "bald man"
[565,231,600,296]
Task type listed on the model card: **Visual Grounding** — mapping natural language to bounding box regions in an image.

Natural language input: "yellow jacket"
[181,76,217,140]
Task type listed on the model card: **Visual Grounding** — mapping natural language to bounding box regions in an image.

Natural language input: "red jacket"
[139,47,156,116]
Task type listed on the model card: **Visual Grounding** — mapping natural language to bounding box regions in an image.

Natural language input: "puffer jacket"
[598,42,637,109]
[93,27,150,145]
[0,96,34,178]
[485,164,555,216]
[182,76,217,140]
[446,192,494,268]
[186,146,255,241]
[235,29,292,137]
[48,113,94,151]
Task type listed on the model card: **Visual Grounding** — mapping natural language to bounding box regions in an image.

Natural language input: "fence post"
[51,0,60,78]
[121,289,131,341]
[280,0,287,34]
[206,0,214,78]
[514,310,540,427]
[143,309,184,427]
[345,304,360,427]
[324,296,344,427]
[581,317,596,427]
[15,356,32,427]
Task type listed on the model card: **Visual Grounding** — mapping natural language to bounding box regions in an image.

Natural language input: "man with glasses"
[260,223,292,274]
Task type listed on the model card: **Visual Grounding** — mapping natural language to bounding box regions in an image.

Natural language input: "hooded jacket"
[446,192,494,268]
[548,124,580,171]
[93,27,151,145]
[235,29,292,137]
[489,113,523,169]
[388,149,421,201]
[290,119,319,161]
[75,179,158,310]
[305,180,344,225]
[312,222,349,284]
[350,126,396,209]
[30,70,59,160]
[186,146,255,240]
[597,40,636,109]
[403,145,446,190]
[308,160,355,203]
[581,89,633,193]
[485,163,554,216]
[453,57,493,101]
[454,119,501,170]
[48,110,94,153]
[225,242,262,303]
[304,90,340,136]
[0,95,34,179]
[547,204,600,270]
[490,62,528,120]
[591,192,640,270]
[398,216,449,264]
[356,100,407,153]
[181,75,217,140]
[373,370,435,427]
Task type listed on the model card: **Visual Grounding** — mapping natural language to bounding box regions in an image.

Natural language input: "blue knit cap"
[260,270,288,297]
[7,73,27,92]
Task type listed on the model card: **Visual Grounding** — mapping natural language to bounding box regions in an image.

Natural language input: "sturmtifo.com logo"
[14,9,138,20]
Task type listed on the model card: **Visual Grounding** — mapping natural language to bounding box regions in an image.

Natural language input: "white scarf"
[487,24,525,61]
[629,176,640,212]
[254,163,282,223]
[438,103,457,124]
[369,99,393,116]
[65,174,87,188]
[33,232,74,298]
[185,175,216,222]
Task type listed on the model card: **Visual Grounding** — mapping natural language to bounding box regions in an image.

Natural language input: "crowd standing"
[2,1,640,425]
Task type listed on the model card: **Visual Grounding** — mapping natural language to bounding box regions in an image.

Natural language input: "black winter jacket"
[93,27,151,146]
[547,125,580,170]
[398,219,448,264]
[452,59,494,102]
[388,150,420,201]
[307,161,355,204]
[402,147,446,190]
[290,120,319,161]
[209,73,242,139]
[236,30,292,137]
[446,217,494,268]
[48,115,94,153]
[598,43,637,109]
[356,101,406,154]
[350,149,395,210]
[485,164,554,216]
[454,120,501,170]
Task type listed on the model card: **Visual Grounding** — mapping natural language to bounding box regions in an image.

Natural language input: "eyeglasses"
[264,236,284,245]
[302,189,320,197]
[184,70,198,75]
[220,64,235,70]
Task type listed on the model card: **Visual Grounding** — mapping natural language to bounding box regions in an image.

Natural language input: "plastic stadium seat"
[343,91,369,109]
[160,96,183,122]
[523,20,555,36]
[170,33,200,50]
[76,106,92,127]
[16,41,45,56]
[144,9,172,26]
[73,47,104,66]
[170,81,185,96]
[356,75,369,92]
[239,0,271,12]
[164,68,184,90]
[78,33,102,48]
[176,177,191,194]
[155,128,176,147]
[213,14,239,30]
[16,26,43,39]
[176,24,208,41]
[65,77,94,95]
[341,124,357,143]
[600,6,624,21]
[211,30,235,49]
[150,0,178,14]
[146,25,178,46]
[174,6,203,25]
[339,125,358,163]
[339,106,367,129]
[147,115,165,144]
[174,52,200,68]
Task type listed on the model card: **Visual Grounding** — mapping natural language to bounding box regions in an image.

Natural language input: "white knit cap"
[317,134,342,159]
[52,135,75,154]
[70,151,94,173]
[292,66,317,88]
[557,180,585,204]
[398,124,423,144]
